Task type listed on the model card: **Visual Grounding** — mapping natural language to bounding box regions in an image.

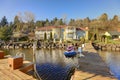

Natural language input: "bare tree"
[16,12,35,32]
[62,14,67,25]
[23,11,35,23]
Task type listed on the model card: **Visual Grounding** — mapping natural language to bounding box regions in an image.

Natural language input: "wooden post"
[0,51,4,59]
[8,56,23,70]
[33,41,42,80]
[33,41,37,76]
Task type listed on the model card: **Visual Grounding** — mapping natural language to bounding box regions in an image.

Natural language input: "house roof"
[76,27,88,31]
[76,27,84,30]
[108,31,120,36]
[66,26,88,31]
[36,26,88,31]
[12,32,28,38]
[36,26,66,31]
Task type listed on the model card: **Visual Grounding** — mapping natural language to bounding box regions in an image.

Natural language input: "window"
[67,33,73,38]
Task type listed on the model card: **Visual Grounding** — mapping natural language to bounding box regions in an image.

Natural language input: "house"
[104,31,120,39]
[12,32,28,41]
[28,32,35,41]
[64,26,88,40]
[35,26,88,41]
[35,26,65,40]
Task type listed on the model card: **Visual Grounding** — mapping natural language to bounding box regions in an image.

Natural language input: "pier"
[0,42,118,80]
[71,42,117,80]
[0,58,36,80]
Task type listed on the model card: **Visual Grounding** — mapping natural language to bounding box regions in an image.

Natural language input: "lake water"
[98,51,120,80]
[4,48,79,67]
[3,48,120,80]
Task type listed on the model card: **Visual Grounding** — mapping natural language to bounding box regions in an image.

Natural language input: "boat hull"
[64,51,76,57]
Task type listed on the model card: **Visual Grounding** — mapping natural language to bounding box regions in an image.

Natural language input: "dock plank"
[72,70,117,80]
[1,69,22,80]
[0,71,12,80]
[12,70,33,79]
[0,58,36,80]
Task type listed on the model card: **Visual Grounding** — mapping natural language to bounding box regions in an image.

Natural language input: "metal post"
[33,41,42,80]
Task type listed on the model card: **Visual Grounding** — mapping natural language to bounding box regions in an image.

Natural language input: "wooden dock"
[71,42,117,80]
[72,70,116,80]
[0,58,36,80]
[0,43,118,80]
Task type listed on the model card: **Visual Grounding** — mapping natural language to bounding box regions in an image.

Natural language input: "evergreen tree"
[99,13,108,22]
[59,19,64,25]
[50,32,53,40]
[44,32,47,40]
[112,15,119,22]
[110,15,119,30]
[75,19,83,27]
[45,19,50,26]
[14,16,20,24]
[83,17,90,27]
[52,17,58,26]
[0,26,12,41]
[0,16,8,27]
[13,16,21,31]
[35,21,44,27]
[69,19,75,26]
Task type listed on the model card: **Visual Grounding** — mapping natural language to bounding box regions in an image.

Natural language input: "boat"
[64,45,76,57]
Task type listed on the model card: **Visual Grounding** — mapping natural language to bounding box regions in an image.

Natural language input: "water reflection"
[4,48,78,80]
[3,48,33,61]
[98,51,120,80]
[3,48,120,79]
[35,49,79,67]
[4,48,79,67]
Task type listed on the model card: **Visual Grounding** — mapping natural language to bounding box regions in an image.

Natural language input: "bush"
[106,36,112,40]
[19,36,28,41]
